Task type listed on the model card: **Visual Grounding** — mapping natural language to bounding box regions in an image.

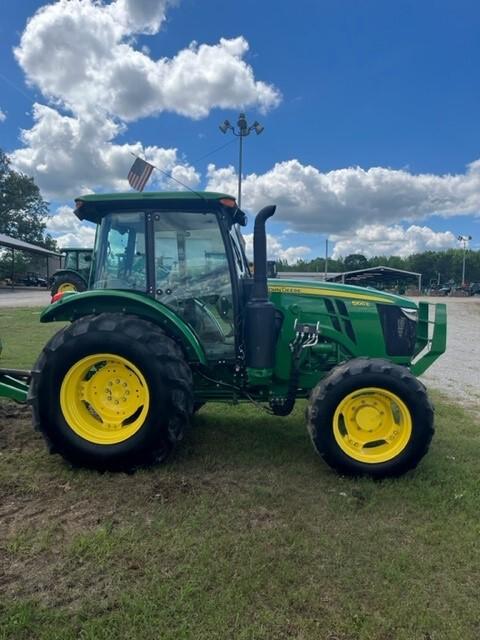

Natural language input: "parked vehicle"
[50,248,93,295]
[20,272,48,287]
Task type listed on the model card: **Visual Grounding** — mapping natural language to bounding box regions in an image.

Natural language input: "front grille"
[324,298,357,343]
[377,304,417,356]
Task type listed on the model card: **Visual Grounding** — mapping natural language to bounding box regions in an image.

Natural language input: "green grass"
[0,309,479,640]
[0,307,66,369]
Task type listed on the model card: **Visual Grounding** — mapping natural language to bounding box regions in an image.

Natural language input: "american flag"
[128,157,154,192]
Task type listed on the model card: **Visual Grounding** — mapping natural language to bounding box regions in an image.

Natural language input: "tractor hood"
[267,278,417,308]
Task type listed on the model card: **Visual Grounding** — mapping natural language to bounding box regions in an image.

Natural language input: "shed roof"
[328,266,421,282]
[0,233,61,257]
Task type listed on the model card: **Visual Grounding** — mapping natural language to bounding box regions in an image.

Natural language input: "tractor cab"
[50,247,93,295]
[76,192,251,360]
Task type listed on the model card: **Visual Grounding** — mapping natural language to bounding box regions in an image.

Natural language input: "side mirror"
[233,210,248,226]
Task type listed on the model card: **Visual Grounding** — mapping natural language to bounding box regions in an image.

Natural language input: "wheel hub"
[58,282,76,293]
[355,405,382,431]
[60,354,150,444]
[333,387,412,464]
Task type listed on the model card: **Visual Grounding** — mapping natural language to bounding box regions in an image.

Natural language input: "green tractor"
[50,247,93,296]
[29,192,446,477]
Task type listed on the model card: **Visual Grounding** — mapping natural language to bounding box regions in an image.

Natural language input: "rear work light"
[219,198,237,208]
[51,292,66,304]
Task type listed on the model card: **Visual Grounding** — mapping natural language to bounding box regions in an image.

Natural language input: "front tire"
[29,313,193,471]
[51,272,87,296]
[307,358,434,478]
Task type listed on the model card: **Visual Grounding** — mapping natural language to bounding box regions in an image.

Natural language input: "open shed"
[0,233,61,288]
[327,266,422,293]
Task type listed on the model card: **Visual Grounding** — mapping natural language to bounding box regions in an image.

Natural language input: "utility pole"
[219,113,264,209]
[457,234,472,287]
[324,238,329,281]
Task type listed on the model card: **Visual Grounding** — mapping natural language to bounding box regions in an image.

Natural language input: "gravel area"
[0,289,51,307]
[419,297,480,413]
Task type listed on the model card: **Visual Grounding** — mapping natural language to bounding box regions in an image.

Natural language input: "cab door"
[152,210,236,360]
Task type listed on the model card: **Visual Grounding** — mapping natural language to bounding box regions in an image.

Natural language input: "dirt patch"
[0,405,120,608]
[0,403,33,450]
[0,406,230,610]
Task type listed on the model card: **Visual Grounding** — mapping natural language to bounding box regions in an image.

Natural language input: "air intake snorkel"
[245,205,277,384]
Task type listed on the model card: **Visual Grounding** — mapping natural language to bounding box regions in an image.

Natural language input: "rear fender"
[40,289,207,365]
[51,269,88,286]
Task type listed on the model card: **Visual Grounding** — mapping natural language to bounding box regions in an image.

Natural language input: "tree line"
[277,249,480,286]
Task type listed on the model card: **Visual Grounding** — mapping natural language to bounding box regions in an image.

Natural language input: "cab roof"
[74,191,236,224]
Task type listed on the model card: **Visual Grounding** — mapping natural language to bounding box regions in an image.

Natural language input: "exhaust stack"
[245,205,277,379]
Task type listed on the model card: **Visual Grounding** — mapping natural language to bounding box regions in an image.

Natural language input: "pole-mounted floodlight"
[457,234,473,287]
[219,112,264,208]
[252,121,264,135]
[219,120,232,134]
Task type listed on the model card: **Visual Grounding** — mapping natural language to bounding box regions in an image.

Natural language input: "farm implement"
[0,367,29,403]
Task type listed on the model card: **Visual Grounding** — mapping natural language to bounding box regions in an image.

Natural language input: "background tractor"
[29,192,446,478]
[50,247,93,296]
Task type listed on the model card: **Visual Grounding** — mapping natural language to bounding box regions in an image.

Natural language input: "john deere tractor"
[50,247,93,295]
[29,192,446,477]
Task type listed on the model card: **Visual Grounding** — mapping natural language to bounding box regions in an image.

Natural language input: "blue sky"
[1,0,479,261]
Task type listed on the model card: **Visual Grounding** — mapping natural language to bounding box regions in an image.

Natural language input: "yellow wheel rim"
[333,387,412,464]
[58,282,77,293]
[60,353,150,445]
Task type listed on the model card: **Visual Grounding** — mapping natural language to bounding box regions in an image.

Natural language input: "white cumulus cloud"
[243,233,311,265]
[331,224,458,258]
[206,160,480,235]
[0,109,6,123]
[11,0,279,199]
[14,0,280,121]
[10,104,199,199]
[46,205,96,248]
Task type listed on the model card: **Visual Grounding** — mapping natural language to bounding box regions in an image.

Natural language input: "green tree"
[0,149,51,246]
[344,254,369,270]
[275,247,480,287]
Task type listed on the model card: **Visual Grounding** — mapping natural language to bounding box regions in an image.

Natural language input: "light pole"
[324,238,329,281]
[219,113,264,209]
[457,234,472,287]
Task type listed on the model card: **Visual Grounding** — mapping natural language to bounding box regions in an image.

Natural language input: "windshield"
[64,252,78,270]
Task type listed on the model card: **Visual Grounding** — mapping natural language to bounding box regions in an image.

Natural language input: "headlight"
[377,304,418,356]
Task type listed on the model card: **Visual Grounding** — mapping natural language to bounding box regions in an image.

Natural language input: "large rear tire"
[29,313,193,471]
[307,358,434,478]
[51,272,87,296]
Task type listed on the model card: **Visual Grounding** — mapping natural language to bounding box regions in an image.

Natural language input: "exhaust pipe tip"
[252,205,276,300]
